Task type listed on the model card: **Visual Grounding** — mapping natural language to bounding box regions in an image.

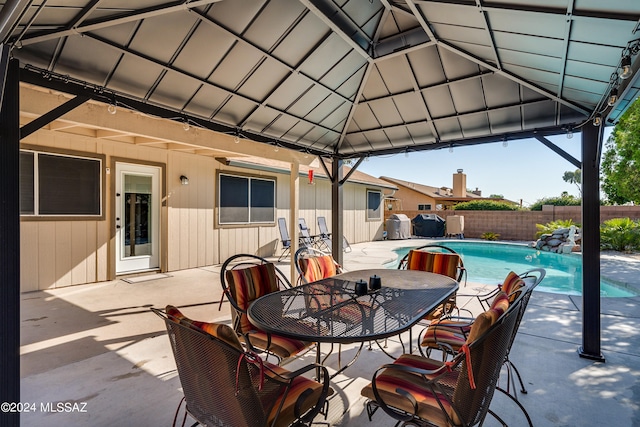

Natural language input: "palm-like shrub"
[600,218,640,252]
[481,232,500,241]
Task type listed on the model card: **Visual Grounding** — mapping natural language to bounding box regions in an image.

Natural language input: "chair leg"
[501,357,527,400]
[495,386,534,427]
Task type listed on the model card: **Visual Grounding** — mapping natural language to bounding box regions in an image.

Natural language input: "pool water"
[390,241,637,297]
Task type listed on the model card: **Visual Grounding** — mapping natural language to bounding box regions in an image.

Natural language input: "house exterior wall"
[389,185,438,211]
[20,129,385,292]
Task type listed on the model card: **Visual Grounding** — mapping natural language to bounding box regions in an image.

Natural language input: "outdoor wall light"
[107,103,117,115]
[620,55,633,79]
[180,175,189,185]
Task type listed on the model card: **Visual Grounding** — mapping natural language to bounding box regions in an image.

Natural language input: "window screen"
[20,150,102,216]
[219,175,249,223]
[20,151,34,214]
[367,190,382,220]
[38,154,101,215]
[219,174,275,224]
[250,178,275,222]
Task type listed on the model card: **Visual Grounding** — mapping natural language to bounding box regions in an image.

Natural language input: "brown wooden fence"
[385,206,640,241]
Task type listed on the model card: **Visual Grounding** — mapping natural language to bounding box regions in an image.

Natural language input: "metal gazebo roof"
[1,1,640,418]
[2,0,639,158]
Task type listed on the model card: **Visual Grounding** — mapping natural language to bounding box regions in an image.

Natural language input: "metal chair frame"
[153,308,331,427]
[219,253,315,364]
[316,216,352,253]
[277,217,292,261]
[364,290,526,427]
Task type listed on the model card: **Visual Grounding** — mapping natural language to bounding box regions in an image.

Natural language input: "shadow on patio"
[20,241,640,426]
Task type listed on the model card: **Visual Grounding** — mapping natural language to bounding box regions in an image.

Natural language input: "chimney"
[453,169,466,197]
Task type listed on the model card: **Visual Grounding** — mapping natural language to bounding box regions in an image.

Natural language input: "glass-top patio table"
[248,269,458,376]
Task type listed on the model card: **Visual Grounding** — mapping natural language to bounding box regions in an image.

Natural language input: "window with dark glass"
[20,150,102,216]
[418,204,432,210]
[219,174,275,224]
[367,190,382,220]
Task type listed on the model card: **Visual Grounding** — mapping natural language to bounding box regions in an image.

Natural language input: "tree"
[528,194,581,211]
[601,98,640,204]
[562,169,581,195]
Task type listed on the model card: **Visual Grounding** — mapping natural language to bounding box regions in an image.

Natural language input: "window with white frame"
[20,150,102,216]
[218,173,275,224]
[418,204,432,210]
[367,190,382,220]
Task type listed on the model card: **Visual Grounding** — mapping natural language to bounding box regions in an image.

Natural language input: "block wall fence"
[384,206,640,241]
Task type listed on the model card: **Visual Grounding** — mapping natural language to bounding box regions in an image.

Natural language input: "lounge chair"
[298,218,318,249]
[317,216,352,253]
[277,217,292,261]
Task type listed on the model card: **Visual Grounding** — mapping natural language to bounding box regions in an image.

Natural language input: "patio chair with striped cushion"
[361,289,525,427]
[397,244,467,320]
[220,254,316,364]
[153,306,332,427]
[294,246,344,285]
[419,268,546,401]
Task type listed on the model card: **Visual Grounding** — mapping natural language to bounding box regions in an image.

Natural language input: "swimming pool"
[389,241,638,297]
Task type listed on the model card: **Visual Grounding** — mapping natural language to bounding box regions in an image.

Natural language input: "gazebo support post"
[0,54,21,425]
[578,123,605,361]
[331,159,344,266]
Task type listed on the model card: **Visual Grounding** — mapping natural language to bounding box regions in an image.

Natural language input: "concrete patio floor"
[20,239,640,426]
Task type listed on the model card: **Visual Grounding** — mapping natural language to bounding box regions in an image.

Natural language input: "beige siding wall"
[20,130,384,291]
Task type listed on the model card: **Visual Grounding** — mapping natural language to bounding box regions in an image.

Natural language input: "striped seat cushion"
[226,263,280,334]
[406,250,460,319]
[501,271,526,301]
[406,250,460,280]
[420,293,508,351]
[238,330,313,360]
[368,309,504,426]
[361,353,455,427]
[298,255,338,283]
[226,263,312,358]
[266,363,334,427]
[165,305,243,351]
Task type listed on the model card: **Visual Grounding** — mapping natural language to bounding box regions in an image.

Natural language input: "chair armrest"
[272,361,332,424]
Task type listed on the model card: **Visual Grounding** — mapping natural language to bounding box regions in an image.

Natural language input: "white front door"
[115,163,160,274]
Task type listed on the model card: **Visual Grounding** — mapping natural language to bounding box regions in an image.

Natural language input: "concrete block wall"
[385,206,640,241]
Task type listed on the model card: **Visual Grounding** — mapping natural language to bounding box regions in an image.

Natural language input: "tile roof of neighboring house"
[379,176,482,200]
[219,156,398,190]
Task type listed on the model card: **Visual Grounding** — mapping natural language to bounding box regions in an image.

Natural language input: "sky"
[356,127,614,207]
